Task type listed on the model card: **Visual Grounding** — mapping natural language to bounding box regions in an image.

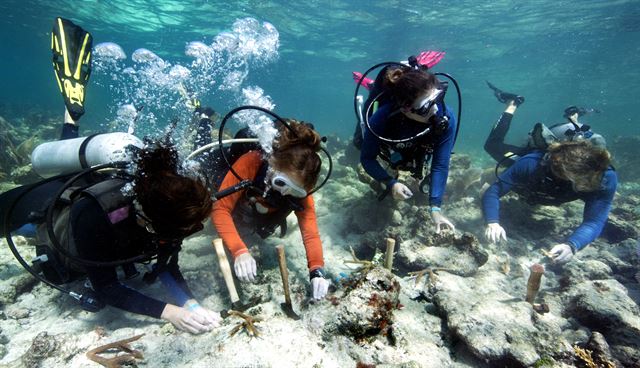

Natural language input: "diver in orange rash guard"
[211,120,329,300]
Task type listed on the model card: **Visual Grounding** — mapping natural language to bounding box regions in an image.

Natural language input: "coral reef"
[395,231,489,277]
[610,135,640,182]
[327,267,400,345]
[0,131,639,367]
[21,332,59,368]
[0,114,60,185]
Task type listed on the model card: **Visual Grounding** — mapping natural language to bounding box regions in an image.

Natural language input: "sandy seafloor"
[1,124,640,367]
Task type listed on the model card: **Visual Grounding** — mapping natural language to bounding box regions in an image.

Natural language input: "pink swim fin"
[415,50,445,69]
[352,71,375,91]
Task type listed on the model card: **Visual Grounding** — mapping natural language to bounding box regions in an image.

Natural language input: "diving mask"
[271,172,308,198]
[410,88,444,117]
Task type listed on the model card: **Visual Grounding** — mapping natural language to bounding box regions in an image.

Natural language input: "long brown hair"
[386,68,439,107]
[547,140,611,192]
[270,120,322,191]
[134,142,212,238]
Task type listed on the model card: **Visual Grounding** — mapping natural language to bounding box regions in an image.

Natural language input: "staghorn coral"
[573,345,616,368]
[86,334,145,368]
[344,245,375,272]
[228,310,262,338]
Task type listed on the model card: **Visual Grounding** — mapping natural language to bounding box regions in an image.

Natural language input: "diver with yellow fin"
[52,17,93,124]
[1,18,224,334]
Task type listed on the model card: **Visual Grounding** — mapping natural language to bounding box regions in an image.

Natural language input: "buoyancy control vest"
[233,162,304,239]
[35,177,180,284]
[512,159,581,206]
[377,101,449,180]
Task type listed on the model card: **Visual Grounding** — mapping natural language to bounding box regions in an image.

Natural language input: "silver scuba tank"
[31,132,144,178]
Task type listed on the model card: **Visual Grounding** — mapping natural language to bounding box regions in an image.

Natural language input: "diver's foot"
[486,81,525,106]
[64,108,78,126]
[496,90,525,106]
[505,94,525,106]
[195,106,217,120]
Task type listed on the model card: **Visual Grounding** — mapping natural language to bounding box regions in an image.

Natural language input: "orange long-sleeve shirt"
[211,151,324,271]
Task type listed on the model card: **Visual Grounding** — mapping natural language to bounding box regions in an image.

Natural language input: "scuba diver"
[352,50,445,149]
[482,140,617,264]
[1,18,221,334]
[355,51,460,233]
[484,81,605,167]
[205,108,331,301]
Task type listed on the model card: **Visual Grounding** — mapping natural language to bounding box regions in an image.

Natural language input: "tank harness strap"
[78,133,101,169]
[82,178,131,224]
[143,245,181,284]
[245,163,303,238]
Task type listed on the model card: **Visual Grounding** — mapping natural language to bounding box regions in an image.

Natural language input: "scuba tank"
[31,132,143,178]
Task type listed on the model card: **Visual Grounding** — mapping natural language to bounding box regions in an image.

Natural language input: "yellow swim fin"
[51,17,93,122]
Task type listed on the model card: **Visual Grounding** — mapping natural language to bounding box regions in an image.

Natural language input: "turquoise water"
[1,0,639,154]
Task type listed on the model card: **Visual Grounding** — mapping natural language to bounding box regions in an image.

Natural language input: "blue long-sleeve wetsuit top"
[481,151,617,251]
[71,196,195,318]
[360,102,457,207]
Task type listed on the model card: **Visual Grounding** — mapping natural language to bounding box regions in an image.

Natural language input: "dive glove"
[310,268,329,300]
[391,182,413,200]
[234,252,257,282]
[485,223,507,244]
[431,208,455,234]
[550,243,574,264]
[161,304,213,334]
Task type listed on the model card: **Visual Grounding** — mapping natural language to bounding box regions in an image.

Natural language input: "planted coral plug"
[526,263,545,304]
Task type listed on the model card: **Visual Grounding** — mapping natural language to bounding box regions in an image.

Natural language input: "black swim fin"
[486,81,525,106]
[51,17,93,122]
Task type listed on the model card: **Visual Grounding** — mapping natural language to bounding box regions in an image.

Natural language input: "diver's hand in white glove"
[184,301,221,328]
[485,223,507,244]
[161,304,211,334]
[550,243,574,264]
[391,182,413,200]
[234,252,257,282]
[430,208,455,234]
[311,277,329,300]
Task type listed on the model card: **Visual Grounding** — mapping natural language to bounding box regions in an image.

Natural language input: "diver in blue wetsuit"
[482,140,617,264]
[484,81,605,167]
[360,67,457,233]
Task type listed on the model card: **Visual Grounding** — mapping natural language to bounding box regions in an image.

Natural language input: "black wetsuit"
[64,122,195,317]
[70,196,194,318]
[484,112,530,166]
